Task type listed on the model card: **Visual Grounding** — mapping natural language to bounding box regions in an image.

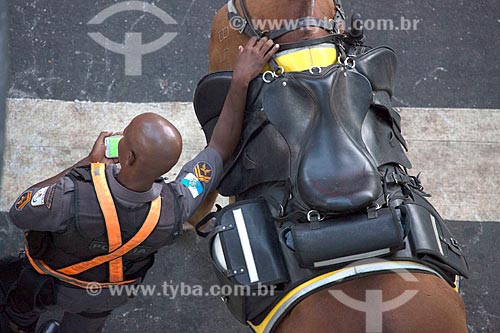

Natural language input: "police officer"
[4,37,279,333]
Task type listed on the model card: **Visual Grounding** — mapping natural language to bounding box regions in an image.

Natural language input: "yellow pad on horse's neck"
[262,45,338,73]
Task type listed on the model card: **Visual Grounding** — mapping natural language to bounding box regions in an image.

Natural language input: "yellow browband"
[262,44,338,73]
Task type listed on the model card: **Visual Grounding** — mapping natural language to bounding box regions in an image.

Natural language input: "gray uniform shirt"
[9,147,223,233]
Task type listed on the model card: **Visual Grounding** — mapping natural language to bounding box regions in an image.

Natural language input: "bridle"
[226,0,348,71]
[227,0,346,40]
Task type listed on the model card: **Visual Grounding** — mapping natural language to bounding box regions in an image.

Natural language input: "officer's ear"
[126,150,136,166]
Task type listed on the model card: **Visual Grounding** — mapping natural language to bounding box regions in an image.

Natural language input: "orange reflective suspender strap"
[90,162,123,282]
[25,195,161,288]
[24,240,139,288]
[57,196,161,275]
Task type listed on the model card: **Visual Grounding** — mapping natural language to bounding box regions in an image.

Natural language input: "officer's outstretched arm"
[208,37,279,163]
[190,38,278,227]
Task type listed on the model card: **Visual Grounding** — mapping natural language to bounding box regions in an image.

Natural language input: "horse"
[195,0,469,332]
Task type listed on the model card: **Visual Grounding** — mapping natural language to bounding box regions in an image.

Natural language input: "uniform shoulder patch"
[31,186,49,207]
[181,173,204,198]
[194,162,213,183]
[15,191,33,211]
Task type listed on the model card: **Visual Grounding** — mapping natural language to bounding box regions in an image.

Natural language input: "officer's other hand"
[86,131,119,165]
[232,37,279,84]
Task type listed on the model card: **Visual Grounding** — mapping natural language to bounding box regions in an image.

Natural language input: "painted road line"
[1,99,499,221]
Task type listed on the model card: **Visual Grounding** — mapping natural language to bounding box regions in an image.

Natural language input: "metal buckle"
[450,238,461,249]
[262,66,285,83]
[274,66,284,76]
[309,66,322,75]
[343,57,356,69]
[307,210,324,222]
[367,202,382,211]
[262,70,275,83]
[392,172,399,184]
[279,204,285,217]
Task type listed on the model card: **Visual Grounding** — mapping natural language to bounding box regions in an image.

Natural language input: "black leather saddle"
[195,46,411,214]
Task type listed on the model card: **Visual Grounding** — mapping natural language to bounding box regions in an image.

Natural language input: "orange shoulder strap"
[89,162,123,282]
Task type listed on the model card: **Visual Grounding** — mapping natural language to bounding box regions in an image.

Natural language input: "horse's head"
[208,0,344,72]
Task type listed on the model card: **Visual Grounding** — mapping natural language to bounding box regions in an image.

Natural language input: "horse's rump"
[275,273,467,333]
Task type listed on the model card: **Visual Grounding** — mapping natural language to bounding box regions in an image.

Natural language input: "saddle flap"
[355,46,397,96]
[194,71,266,144]
[361,94,412,168]
[194,71,233,143]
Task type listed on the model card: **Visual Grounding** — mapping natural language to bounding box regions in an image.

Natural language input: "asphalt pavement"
[6,0,500,107]
[1,0,500,332]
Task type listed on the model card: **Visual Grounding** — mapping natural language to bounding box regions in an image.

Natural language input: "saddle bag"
[399,201,469,283]
[289,207,405,269]
[210,198,289,323]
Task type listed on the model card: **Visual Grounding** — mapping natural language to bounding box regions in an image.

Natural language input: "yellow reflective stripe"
[89,162,123,282]
[248,264,352,333]
[261,46,338,73]
[453,276,460,292]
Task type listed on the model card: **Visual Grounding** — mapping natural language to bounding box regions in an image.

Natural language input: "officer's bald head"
[119,113,182,179]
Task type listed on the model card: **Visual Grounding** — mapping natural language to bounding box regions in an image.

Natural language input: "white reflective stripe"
[260,261,443,333]
[430,215,444,255]
[212,234,228,271]
[313,248,391,268]
[233,208,259,283]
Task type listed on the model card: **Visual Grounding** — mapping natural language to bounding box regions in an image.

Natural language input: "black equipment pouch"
[25,231,51,259]
[290,207,405,269]
[399,203,469,281]
[8,267,55,313]
[209,198,289,323]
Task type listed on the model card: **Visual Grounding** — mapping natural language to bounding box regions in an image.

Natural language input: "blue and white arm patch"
[180,173,204,198]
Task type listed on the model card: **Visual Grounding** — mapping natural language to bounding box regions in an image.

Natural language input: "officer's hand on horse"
[232,36,279,84]
[86,131,120,165]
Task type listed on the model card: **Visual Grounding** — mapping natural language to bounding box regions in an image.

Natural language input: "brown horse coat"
[276,273,467,333]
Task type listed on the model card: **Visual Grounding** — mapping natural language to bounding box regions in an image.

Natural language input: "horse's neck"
[243,0,335,43]
[245,0,330,19]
